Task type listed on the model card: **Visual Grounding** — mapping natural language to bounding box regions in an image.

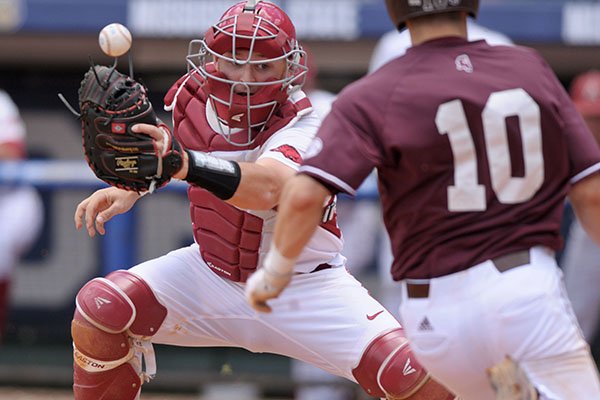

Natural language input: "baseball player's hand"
[74,187,142,237]
[245,266,293,313]
[131,123,189,180]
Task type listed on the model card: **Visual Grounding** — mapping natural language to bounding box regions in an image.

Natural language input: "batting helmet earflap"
[385,0,479,31]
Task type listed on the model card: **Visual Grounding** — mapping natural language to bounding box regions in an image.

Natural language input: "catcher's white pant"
[129,243,400,382]
[398,246,600,400]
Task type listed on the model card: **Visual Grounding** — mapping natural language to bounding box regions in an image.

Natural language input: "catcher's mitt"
[78,65,183,192]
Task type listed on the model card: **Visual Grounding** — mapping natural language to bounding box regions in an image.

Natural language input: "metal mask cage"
[183,13,308,147]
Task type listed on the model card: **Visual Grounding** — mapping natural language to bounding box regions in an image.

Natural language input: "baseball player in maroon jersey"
[71,1,457,399]
[246,0,600,399]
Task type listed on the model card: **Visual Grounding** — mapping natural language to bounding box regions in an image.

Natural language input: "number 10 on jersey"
[436,88,544,212]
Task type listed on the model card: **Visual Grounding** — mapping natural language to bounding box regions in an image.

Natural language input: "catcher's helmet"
[186,0,307,146]
[385,0,479,31]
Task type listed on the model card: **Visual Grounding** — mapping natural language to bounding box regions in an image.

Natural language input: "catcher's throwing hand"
[74,187,141,237]
[78,65,184,192]
[245,265,293,313]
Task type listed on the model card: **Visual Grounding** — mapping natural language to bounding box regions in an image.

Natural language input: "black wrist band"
[184,149,242,200]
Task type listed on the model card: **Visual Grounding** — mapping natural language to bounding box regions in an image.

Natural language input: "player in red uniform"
[71,1,457,399]
[246,0,600,399]
[0,90,43,341]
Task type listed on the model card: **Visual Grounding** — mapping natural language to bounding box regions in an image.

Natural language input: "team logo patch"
[455,54,473,73]
[272,145,302,163]
[111,122,126,134]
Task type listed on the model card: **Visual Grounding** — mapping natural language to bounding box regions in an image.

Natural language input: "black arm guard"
[184,150,242,200]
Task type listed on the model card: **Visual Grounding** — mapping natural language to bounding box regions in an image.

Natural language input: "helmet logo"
[409,0,461,11]
[231,113,245,122]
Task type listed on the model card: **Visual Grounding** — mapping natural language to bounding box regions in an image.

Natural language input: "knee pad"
[352,328,457,400]
[71,270,167,400]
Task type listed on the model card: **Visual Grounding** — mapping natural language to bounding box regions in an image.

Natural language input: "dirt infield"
[0,387,297,399]
[0,387,201,400]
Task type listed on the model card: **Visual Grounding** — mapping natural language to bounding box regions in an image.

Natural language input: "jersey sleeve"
[543,60,600,183]
[299,83,384,196]
[257,111,321,171]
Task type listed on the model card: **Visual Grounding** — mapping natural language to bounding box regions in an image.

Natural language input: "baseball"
[98,23,132,57]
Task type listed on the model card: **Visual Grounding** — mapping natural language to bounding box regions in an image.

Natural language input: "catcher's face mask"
[186,0,307,146]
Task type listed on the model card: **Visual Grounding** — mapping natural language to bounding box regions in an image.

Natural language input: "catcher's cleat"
[487,356,538,400]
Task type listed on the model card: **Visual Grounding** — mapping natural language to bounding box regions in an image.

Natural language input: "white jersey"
[0,90,26,145]
[196,89,345,274]
[306,89,337,121]
[0,90,43,276]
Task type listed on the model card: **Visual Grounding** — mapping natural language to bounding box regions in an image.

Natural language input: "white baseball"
[98,23,132,57]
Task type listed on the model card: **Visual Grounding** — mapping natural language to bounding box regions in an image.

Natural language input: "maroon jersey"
[301,37,600,280]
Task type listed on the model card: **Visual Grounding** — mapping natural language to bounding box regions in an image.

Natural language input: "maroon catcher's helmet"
[186,0,307,146]
[385,0,479,31]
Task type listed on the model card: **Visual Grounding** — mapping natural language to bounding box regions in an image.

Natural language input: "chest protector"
[165,72,311,282]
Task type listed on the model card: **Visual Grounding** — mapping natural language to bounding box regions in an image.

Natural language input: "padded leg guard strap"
[73,362,141,400]
[353,328,457,400]
[72,310,134,372]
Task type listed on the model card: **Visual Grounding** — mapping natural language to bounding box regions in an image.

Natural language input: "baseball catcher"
[77,65,183,192]
[69,2,461,400]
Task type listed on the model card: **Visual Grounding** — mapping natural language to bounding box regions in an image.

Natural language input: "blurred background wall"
[1,0,600,398]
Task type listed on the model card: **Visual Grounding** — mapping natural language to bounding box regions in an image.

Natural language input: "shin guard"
[71,270,167,400]
[352,328,457,399]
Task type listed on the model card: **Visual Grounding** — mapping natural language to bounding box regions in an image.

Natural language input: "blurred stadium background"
[0,0,600,399]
